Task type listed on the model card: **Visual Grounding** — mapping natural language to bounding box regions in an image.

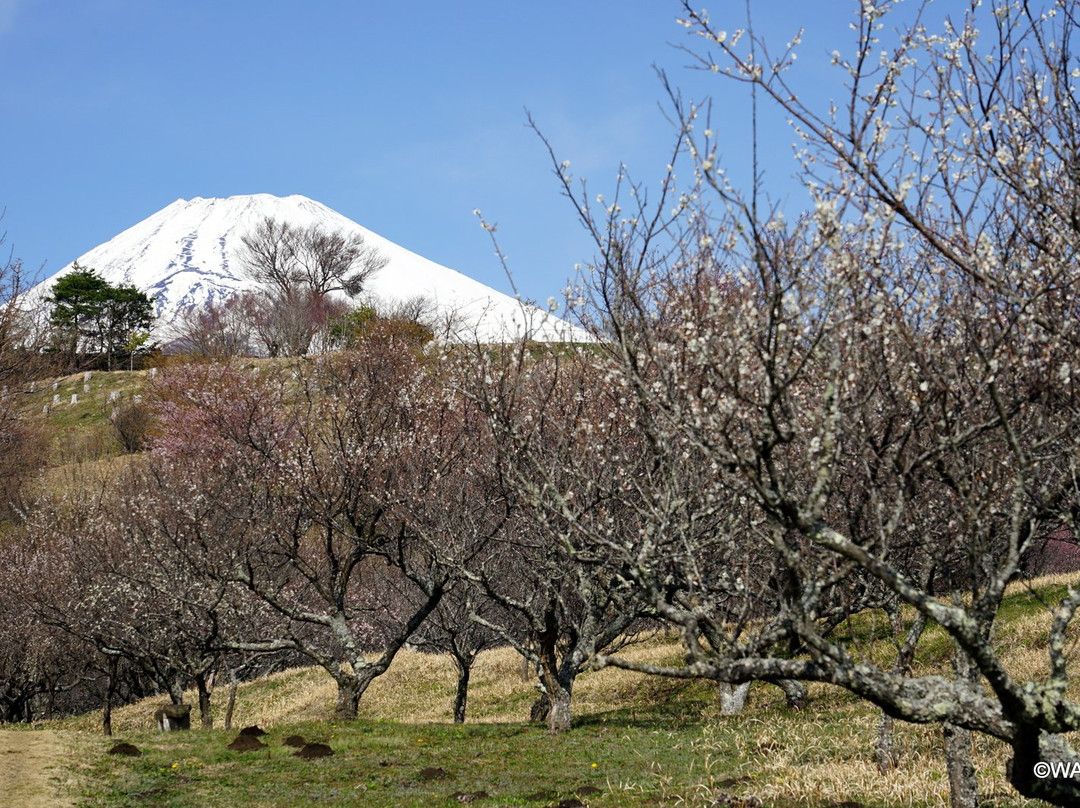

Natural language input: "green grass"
[999,581,1075,621]
[19,368,151,465]
[80,721,683,807]
[68,702,1043,808]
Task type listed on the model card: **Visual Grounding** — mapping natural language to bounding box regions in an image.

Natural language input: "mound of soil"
[228,735,266,752]
[450,791,489,804]
[707,795,763,808]
[283,735,307,748]
[107,743,141,757]
[294,742,333,759]
[239,725,267,737]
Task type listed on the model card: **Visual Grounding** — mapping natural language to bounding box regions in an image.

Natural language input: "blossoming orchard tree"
[17,482,208,734]
[508,1,1080,805]
[467,346,668,732]
[0,539,95,724]
[148,344,504,720]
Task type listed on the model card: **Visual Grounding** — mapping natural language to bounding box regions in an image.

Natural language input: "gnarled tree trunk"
[195,672,214,729]
[452,659,470,724]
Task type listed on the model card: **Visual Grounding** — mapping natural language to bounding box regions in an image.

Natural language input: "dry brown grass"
[1005,571,1080,595]
[996,611,1076,685]
[997,573,1080,700]
[61,641,696,735]
[734,717,1034,807]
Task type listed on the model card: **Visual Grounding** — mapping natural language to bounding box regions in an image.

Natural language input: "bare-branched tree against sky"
[236,217,389,357]
[488,1,1080,805]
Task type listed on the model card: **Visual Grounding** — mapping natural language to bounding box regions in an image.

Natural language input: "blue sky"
[1,1,861,306]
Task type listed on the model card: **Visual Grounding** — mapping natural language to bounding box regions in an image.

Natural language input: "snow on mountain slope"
[37,194,582,342]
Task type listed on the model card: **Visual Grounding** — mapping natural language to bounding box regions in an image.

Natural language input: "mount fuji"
[36,194,579,342]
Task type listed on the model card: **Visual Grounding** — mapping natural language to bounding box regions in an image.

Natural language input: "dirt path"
[0,730,82,807]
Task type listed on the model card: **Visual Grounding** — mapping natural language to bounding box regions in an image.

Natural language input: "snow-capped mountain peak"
[37,194,579,342]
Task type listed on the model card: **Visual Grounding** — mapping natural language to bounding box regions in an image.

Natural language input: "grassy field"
[51,668,1041,808]
[41,576,1079,808]
[63,712,990,808]
[19,368,147,461]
